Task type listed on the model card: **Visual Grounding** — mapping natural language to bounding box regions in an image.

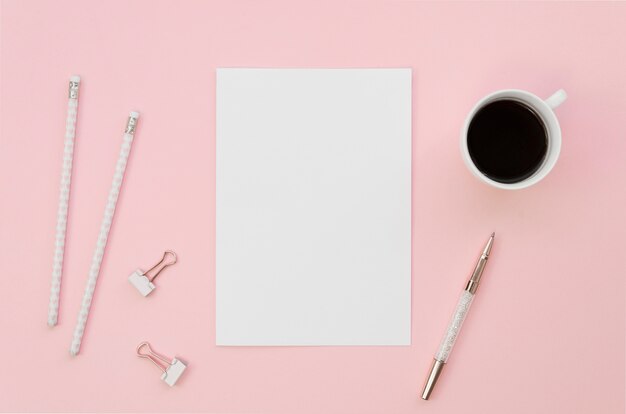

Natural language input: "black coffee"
[467,100,548,183]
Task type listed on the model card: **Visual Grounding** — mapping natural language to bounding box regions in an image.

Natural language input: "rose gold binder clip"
[137,341,187,386]
[128,251,177,296]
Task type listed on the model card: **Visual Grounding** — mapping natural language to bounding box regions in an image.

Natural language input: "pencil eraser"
[161,358,187,386]
[129,111,140,118]
[70,75,81,82]
[128,270,155,296]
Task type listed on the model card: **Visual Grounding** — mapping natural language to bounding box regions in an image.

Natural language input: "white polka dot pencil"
[70,112,139,356]
[48,75,81,327]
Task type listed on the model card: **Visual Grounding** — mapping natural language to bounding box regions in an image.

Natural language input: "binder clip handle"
[144,250,177,282]
[137,341,171,373]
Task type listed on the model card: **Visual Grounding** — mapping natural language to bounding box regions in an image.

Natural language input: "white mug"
[460,88,567,190]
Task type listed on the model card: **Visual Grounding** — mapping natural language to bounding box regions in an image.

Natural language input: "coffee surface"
[468,100,548,183]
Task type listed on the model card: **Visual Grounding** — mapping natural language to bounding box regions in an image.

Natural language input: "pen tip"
[483,232,495,256]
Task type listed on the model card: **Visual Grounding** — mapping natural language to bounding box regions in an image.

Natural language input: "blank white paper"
[216,69,411,345]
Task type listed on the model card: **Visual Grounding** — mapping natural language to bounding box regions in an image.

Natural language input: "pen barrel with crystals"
[434,289,474,363]
[420,289,475,400]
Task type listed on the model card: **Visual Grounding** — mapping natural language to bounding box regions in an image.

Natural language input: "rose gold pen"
[421,232,494,400]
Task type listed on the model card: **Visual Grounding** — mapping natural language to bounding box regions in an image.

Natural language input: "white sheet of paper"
[216,69,411,345]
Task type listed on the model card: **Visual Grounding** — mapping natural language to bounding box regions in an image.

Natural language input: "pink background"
[1,1,624,413]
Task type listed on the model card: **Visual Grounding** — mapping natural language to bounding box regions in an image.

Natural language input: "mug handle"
[545,89,567,109]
